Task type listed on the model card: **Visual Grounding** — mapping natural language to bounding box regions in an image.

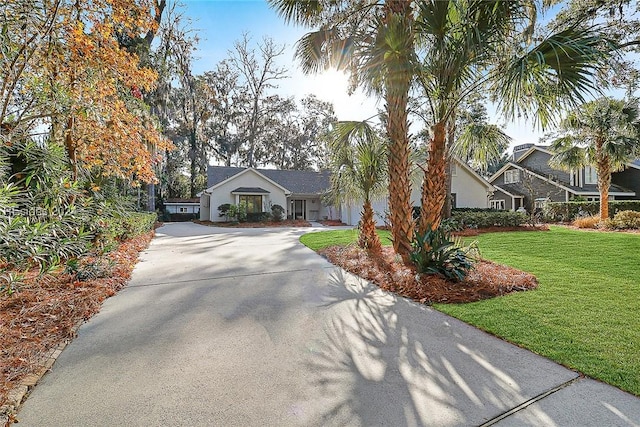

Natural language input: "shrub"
[92,211,156,253]
[573,215,601,229]
[544,201,640,222]
[451,210,527,228]
[410,226,478,282]
[246,212,270,222]
[227,204,247,222]
[271,204,285,222]
[218,203,231,219]
[604,210,640,230]
[452,207,500,212]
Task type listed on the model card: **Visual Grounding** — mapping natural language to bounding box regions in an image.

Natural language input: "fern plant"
[410,226,478,282]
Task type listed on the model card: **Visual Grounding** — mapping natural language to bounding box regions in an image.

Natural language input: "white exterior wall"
[450,164,491,208]
[200,194,210,221]
[165,204,199,214]
[341,198,389,226]
[341,161,491,226]
[206,170,288,222]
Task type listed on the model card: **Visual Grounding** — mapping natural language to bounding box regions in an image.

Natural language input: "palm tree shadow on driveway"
[304,269,564,427]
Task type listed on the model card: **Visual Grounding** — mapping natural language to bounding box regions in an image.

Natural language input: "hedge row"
[450,210,527,228]
[544,201,640,222]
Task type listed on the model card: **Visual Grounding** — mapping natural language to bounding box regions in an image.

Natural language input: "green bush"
[604,210,640,230]
[410,226,478,282]
[92,211,156,252]
[452,207,500,212]
[217,203,231,219]
[544,201,640,222]
[451,210,527,228]
[271,204,285,222]
[0,139,157,273]
[246,212,270,222]
[227,204,247,222]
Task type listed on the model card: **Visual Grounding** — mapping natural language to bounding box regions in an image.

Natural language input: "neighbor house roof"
[493,184,525,198]
[207,166,331,195]
[490,162,636,196]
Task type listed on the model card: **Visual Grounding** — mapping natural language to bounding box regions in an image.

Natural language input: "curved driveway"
[17,222,640,426]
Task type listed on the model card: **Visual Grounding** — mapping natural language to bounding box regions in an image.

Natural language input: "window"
[179,207,188,213]
[504,169,520,184]
[586,196,600,202]
[490,200,505,210]
[239,195,263,213]
[584,166,597,185]
[451,193,457,208]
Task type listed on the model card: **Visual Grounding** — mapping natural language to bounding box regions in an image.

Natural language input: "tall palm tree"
[550,97,640,220]
[328,121,387,253]
[268,0,416,262]
[270,0,609,262]
[413,0,609,234]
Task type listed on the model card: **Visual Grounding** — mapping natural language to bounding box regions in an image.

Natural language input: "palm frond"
[266,0,324,25]
[496,25,611,129]
[452,123,511,172]
[549,136,587,170]
[328,120,387,204]
[294,26,358,75]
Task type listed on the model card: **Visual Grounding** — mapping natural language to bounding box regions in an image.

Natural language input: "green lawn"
[300,226,640,396]
[300,229,392,251]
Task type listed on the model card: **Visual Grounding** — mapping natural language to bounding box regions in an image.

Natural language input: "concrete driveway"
[16,222,640,426]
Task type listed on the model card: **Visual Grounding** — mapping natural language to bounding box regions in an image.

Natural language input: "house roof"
[629,159,640,169]
[490,162,635,196]
[494,184,526,198]
[231,187,270,194]
[207,166,331,195]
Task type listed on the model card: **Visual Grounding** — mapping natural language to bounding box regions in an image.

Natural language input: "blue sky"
[180,0,550,148]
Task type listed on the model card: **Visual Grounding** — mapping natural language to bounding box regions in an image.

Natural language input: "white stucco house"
[341,158,496,226]
[200,167,340,222]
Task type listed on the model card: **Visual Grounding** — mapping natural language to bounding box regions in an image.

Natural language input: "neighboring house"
[341,158,496,226]
[489,144,639,211]
[200,166,339,222]
[164,198,200,215]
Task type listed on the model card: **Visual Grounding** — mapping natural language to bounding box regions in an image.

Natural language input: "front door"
[292,199,306,220]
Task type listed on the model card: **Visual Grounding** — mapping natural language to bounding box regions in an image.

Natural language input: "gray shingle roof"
[631,159,640,168]
[517,166,634,194]
[207,166,331,195]
[231,187,270,194]
[494,184,526,197]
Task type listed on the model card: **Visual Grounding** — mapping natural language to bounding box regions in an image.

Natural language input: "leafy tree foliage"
[1,0,172,185]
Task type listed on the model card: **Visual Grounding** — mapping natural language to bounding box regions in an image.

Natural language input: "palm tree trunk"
[442,157,453,219]
[442,114,456,219]
[384,1,414,264]
[420,121,448,234]
[359,199,382,253]
[596,138,611,220]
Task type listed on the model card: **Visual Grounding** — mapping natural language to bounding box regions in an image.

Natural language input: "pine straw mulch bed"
[0,231,154,420]
[194,219,312,228]
[319,245,538,305]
